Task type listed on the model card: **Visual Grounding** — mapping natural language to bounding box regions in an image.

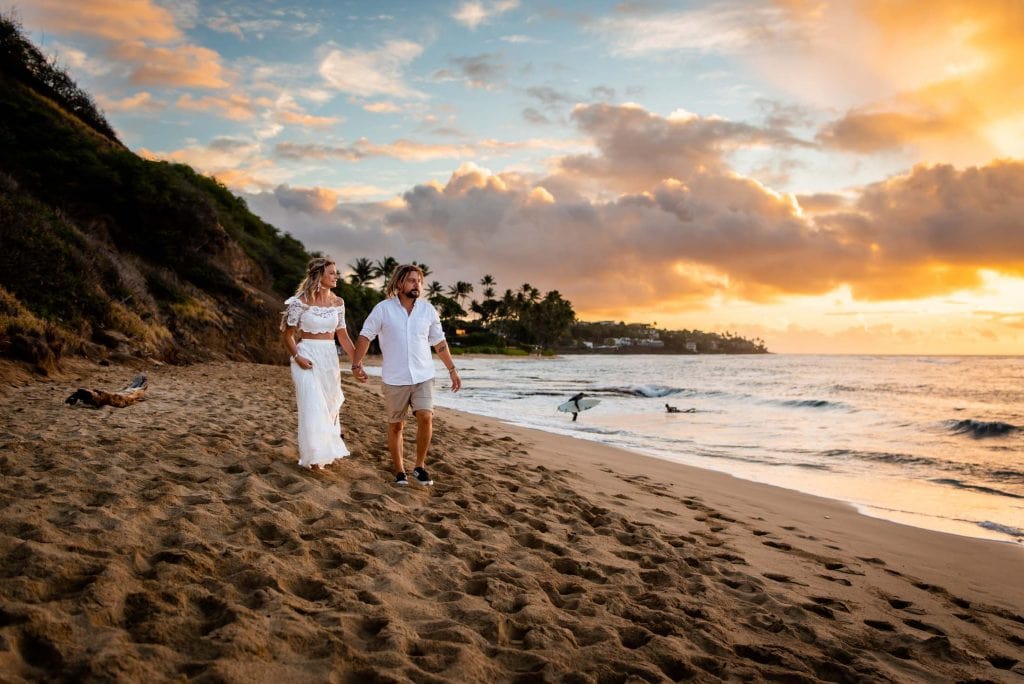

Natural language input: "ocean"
[414,354,1024,545]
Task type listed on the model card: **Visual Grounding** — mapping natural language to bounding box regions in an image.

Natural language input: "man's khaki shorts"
[382,380,434,423]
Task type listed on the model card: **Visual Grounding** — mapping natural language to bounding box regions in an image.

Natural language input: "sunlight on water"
[428,354,1024,545]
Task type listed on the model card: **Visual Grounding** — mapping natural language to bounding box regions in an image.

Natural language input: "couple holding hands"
[281,259,461,486]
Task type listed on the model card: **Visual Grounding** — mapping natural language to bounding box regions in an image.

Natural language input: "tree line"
[337,257,766,355]
[338,257,574,353]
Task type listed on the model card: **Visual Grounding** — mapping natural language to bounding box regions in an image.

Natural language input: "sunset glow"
[20,0,1024,353]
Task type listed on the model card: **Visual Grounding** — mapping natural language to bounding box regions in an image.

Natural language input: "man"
[351,264,461,486]
[567,392,585,422]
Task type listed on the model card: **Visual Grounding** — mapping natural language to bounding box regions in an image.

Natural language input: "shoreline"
[425,353,1024,546]
[437,404,1024,599]
[1,359,1022,681]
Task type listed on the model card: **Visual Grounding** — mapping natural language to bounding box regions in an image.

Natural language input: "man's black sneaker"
[411,466,434,486]
[394,472,409,486]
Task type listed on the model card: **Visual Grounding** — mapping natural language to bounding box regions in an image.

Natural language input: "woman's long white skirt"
[290,339,350,468]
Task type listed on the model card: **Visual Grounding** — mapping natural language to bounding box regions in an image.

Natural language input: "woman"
[281,257,365,470]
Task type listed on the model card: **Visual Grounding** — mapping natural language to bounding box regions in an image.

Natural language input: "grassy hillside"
[0,14,315,372]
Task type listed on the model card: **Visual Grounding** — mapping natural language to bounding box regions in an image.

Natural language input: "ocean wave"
[991,469,1024,484]
[775,398,847,410]
[823,450,1024,485]
[977,521,1024,539]
[573,426,628,436]
[594,384,686,398]
[822,449,938,468]
[945,419,1018,438]
[930,478,1024,500]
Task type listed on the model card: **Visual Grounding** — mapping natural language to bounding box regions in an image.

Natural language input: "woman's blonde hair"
[384,264,424,298]
[280,257,336,330]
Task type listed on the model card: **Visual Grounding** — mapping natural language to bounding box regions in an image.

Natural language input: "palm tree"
[482,286,495,300]
[499,289,516,319]
[447,281,474,306]
[426,280,444,299]
[412,261,432,278]
[480,274,495,290]
[347,257,374,286]
[520,283,542,303]
[373,256,398,289]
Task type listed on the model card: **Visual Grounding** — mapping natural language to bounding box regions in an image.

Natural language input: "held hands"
[350,364,369,383]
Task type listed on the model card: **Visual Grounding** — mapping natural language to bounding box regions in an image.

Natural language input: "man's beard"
[406,289,420,298]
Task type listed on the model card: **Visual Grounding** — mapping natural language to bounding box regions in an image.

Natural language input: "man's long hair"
[385,264,424,298]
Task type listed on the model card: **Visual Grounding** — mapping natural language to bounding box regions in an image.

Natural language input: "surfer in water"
[568,392,585,422]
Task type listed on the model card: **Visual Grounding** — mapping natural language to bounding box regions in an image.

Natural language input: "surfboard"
[557,398,601,413]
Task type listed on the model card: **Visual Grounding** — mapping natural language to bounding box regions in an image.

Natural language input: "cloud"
[557,102,809,192]
[319,40,425,98]
[274,185,339,214]
[275,139,474,162]
[817,110,961,153]
[590,4,794,57]
[175,93,255,120]
[723,0,1024,164]
[522,107,551,125]
[453,1,520,30]
[363,101,403,114]
[99,91,164,113]
[21,0,181,42]
[526,86,575,108]
[111,41,230,89]
[276,111,341,128]
[819,160,1024,297]
[261,98,1024,315]
[441,54,506,89]
[206,12,321,41]
[147,138,275,191]
[500,34,538,44]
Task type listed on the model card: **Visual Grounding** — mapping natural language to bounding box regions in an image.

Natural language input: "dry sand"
[1,359,1022,683]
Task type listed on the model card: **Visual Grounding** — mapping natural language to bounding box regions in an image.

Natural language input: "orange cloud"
[21,0,180,42]
[254,101,1024,325]
[276,111,341,128]
[273,185,339,213]
[176,93,254,121]
[363,101,402,114]
[112,41,230,89]
[275,139,473,162]
[99,91,164,113]
[815,0,1024,162]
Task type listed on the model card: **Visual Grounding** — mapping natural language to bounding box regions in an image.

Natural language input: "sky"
[19,0,1024,354]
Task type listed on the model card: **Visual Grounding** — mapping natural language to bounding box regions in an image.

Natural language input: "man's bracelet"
[351,364,363,369]
[447,367,457,373]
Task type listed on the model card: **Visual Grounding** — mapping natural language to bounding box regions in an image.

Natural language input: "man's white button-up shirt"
[359,297,446,386]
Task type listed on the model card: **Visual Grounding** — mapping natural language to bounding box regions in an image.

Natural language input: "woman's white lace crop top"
[284,296,346,334]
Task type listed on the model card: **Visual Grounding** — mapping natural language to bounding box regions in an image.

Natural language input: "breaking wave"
[946,419,1018,438]
[930,478,1024,500]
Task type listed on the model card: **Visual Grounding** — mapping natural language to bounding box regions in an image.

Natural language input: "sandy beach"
[1,359,1022,683]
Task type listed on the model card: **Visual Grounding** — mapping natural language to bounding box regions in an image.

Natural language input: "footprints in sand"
[2,361,1022,682]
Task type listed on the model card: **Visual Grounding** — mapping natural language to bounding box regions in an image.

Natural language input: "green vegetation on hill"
[0,12,118,143]
[0,13,312,371]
